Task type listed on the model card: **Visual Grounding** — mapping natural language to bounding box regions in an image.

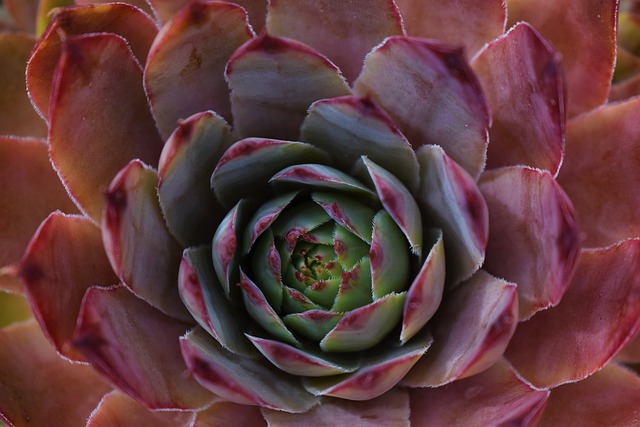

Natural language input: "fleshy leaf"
[301,96,420,193]
[179,246,255,356]
[472,22,565,175]
[74,285,213,410]
[4,0,38,32]
[415,145,488,286]
[87,391,193,427]
[266,0,403,82]
[283,310,344,342]
[246,334,359,376]
[211,138,330,208]
[238,271,300,347]
[0,137,76,279]
[401,229,445,344]
[395,0,506,57]
[0,35,46,138]
[212,199,250,297]
[481,167,581,319]
[403,270,518,387]
[158,111,234,247]
[505,239,640,389]
[282,286,323,313]
[226,33,350,140]
[354,36,490,178]
[192,399,267,427]
[102,160,190,321]
[363,158,422,256]
[49,33,163,222]
[557,97,640,248]
[27,2,158,120]
[331,258,374,313]
[506,0,617,117]
[20,212,117,361]
[538,364,640,426]
[410,359,549,427]
[306,329,431,400]
[271,200,331,253]
[180,327,320,412]
[370,211,410,299]
[322,293,406,352]
[0,321,111,427]
[251,230,284,311]
[270,164,377,200]
[243,192,298,254]
[334,225,370,271]
[263,387,410,427]
[312,192,375,244]
[144,1,253,139]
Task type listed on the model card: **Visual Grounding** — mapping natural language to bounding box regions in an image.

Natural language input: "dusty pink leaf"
[102,160,191,321]
[472,22,565,174]
[87,390,194,427]
[410,359,549,427]
[27,3,158,120]
[610,73,640,102]
[192,400,266,427]
[538,364,640,426]
[146,0,190,23]
[20,212,117,361]
[403,270,518,387]
[226,33,350,140]
[266,0,403,82]
[505,239,640,388]
[49,33,163,222]
[75,0,154,15]
[480,167,581,320]
[616,330,640,364]
[230,0,267,32]
[144,1,253,139]
[395,0,506,57]
[354,36,490,178]
[74,285,213,410]
[4,0,38,32]
[0,321,111,427]
[558,97,640,248]
[506,0,617,117]
[0,137,76,284]
[263,388,410,427]
[0,34,46,138]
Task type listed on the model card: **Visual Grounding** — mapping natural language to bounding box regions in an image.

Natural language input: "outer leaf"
[395,0,506,57]
[192,399,267,427]
[49,33,163,222]
[266,0,403,81]
[403,270,518,387]
[410,359,549,427]
[20,212,117,361]
[158,111,234,246]
[538,364,640,426]
[505,239,640,389]
[415,145,488,286]
[0,321,111,427]
[557,97,640,248]
[370,211,410,299]
[74,286,213,410]
[180,327,320,412]
[0,137,76,289]
[26,3,158,120]
[102,160,191,321]
[262,387,410,427]
[301,96,420,192]
[354,36,490,178]
[144,1,253,139]
[226,33,350,140]
[480,167,580,320]
[87,391,193,427]
[506,0,617,117]
[0,35,46,138]
[472,22,565,175]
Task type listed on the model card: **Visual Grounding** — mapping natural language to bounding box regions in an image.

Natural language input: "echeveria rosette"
[1,0,640,426]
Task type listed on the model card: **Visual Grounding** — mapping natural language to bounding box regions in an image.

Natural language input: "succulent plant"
[1,0,640,426]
